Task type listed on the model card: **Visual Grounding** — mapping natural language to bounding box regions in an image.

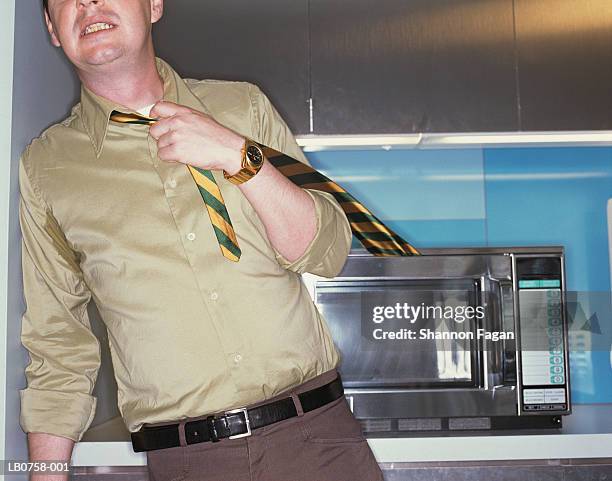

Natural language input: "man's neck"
[78,51,164,112]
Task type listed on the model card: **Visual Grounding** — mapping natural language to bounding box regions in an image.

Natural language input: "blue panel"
[306,149,487,248]
[483,147,612,292]
[484,147,612,403]
[385,220,487,248]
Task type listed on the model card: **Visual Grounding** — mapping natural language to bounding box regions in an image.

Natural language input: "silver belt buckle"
[225,407,252,439]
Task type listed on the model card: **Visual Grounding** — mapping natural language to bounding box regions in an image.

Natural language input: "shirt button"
[234,354,242,363]
[168,178,177,188]
[187,232,196,241]
[210,291,219,301]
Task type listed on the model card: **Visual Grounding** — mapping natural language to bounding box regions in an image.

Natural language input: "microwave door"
[315,279,481,389]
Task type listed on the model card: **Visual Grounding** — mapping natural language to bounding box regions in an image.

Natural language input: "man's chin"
[75,47,125,69]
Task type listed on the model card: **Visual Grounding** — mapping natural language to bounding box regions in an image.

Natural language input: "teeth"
[84,23,114,36]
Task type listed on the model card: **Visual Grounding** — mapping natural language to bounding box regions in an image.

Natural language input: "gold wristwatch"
[223,138,265,185]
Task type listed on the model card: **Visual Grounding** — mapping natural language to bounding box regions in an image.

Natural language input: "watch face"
[246,145,264,166]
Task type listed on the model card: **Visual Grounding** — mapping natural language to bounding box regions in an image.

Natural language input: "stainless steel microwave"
[302,246,571,434]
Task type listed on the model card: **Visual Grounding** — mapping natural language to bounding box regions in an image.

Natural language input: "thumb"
[150,101,190,119]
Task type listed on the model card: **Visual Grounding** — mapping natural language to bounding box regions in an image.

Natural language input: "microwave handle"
[498,281,518,384]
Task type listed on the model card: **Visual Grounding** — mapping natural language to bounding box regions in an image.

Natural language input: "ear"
[44,9,61,47]
[151,0,164,24]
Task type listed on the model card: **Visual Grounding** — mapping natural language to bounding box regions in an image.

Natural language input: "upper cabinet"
[153,0,311,134]
[309,0,518,134]
[515,0,612,131]
[153,0,612,135]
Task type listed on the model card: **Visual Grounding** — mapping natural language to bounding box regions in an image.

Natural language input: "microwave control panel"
[515,256,569,414]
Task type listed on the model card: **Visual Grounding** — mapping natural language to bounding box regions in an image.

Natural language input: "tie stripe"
[189,165,240,262]
[189,167,225,205]
[262,148,420,257]
[109,110,241,262]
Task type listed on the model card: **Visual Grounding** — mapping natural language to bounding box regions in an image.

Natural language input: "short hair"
[42,0,48,12]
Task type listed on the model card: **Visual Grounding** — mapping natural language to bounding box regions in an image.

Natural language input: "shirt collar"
[79,57,213,158]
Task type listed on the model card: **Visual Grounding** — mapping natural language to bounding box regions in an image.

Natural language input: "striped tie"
[109,111,241,262]
[261,147,420,256]
[109,111,419,257]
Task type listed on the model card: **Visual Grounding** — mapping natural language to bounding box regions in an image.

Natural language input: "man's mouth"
[81,22,116,37]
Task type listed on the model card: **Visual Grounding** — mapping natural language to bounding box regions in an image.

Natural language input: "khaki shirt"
[18,57,351,442]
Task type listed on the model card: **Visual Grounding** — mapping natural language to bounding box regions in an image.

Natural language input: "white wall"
[5,0,79,472]
[0,0,15,465]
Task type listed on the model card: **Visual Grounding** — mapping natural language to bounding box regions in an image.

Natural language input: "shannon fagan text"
[371,328,514,341]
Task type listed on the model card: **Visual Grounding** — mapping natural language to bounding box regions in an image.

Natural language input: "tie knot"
[109,110,156,125]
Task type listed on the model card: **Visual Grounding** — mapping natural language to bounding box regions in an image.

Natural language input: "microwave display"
[516,257,568,413]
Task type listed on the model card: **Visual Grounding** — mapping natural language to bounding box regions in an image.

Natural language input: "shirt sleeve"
[18,150,100,443]
[248,84,352,278]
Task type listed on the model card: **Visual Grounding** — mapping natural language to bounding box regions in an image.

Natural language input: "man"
[19,0,385,480]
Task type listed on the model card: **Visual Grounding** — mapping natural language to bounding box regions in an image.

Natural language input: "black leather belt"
[131,375,344,452]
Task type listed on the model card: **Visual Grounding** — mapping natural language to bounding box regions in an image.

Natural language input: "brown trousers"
[145,369,384,481]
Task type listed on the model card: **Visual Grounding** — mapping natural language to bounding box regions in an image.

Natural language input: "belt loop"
[178,420,187,447]
[291,392,304,417]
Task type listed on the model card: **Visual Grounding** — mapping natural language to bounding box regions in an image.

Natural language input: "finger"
[149,117,178,140]
[157,144,181,163]
[150,101,192,119]
[156,130,177,149]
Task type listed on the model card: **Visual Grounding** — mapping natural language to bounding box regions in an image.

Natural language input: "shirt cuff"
[20,387,97,442]
[273,188,350,276]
